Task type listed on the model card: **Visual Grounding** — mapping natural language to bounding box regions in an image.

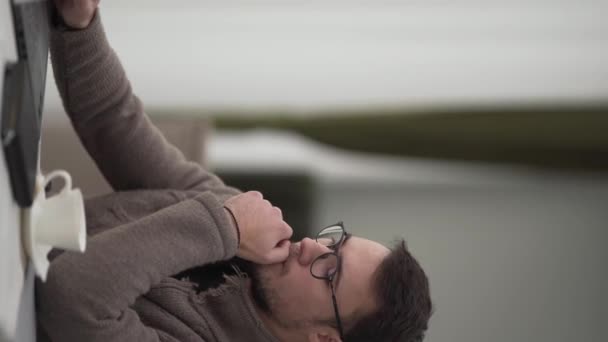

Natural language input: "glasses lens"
[311,253,339,279]
[316,225,344,248]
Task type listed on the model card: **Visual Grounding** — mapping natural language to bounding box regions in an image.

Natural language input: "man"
[37,1,433,341]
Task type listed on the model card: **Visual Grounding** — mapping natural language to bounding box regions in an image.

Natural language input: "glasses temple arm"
[329,281,345,339]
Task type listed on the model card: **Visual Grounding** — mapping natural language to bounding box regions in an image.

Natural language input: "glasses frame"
[310,222,348,340]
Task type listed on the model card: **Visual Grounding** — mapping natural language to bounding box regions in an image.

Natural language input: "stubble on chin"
[249,263,311,330]
[249,264,279,316]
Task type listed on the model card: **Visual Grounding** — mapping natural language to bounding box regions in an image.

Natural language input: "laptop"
[1,0,50,207]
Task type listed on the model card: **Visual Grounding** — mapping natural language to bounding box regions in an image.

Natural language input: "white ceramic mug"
[33,170,86,252]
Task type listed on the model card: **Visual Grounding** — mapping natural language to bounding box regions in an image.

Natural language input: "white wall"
[44,0,608,114]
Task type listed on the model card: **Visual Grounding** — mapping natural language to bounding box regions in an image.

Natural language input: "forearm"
[50,11,239,199]
[37,191,238,341]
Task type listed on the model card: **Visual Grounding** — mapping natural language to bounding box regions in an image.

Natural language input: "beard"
[249,264,278,315]
[241,260,309,330]
[237,259,278,316]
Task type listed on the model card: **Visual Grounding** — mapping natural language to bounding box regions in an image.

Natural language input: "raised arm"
[50,3,238,198]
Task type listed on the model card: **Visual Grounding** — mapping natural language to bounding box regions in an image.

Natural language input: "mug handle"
[43,170,72,195]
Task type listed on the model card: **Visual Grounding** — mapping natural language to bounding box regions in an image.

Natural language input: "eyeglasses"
[310,222,349,340]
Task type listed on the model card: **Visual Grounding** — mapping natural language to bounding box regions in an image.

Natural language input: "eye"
[311,253,339,279]
[318,237,336,247]
[323,258,339,278]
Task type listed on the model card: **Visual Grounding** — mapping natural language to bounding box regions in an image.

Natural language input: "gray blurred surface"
[316,179,608,342]
[209,129,608,342]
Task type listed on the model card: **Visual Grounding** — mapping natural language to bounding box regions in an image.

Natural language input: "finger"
[276,239,290,248]
[248,191,263,199]
[266,240,291,263]
[272,207,283,221]
[281,222,293,240]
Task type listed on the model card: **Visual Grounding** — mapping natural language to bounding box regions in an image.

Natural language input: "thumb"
[265,240,291,264]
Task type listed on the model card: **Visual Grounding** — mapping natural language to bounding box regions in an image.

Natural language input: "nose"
[297,237,332,266]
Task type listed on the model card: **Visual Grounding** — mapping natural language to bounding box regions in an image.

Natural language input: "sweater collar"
[192,264,281,342]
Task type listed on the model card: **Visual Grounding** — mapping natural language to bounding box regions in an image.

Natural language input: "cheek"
[276,268,327,303]
[282,275,332,316]
[278,266,313,292]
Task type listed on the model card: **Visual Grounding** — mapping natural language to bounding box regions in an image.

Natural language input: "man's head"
[247,225,433,342]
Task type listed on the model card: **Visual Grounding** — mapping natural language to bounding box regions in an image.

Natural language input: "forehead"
[338,237,390,314]
[342,236,389,263]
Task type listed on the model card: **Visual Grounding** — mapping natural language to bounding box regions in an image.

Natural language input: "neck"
[257,306,305,342]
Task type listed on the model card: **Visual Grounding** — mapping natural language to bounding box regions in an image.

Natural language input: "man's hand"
[53,0,100,29]
[224,191,293,265]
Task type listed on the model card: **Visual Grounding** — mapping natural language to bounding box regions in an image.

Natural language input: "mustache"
[287,242,301,260]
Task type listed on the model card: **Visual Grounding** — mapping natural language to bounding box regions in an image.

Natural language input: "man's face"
[249,234,390,331]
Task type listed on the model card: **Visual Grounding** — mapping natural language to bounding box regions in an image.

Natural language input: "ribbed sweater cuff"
[194,192,240,260]
[223,206,241,246]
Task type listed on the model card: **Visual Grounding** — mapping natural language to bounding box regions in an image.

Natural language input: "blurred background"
[40,1,608,341]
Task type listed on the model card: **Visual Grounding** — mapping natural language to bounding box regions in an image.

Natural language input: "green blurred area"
[151,103,608,171]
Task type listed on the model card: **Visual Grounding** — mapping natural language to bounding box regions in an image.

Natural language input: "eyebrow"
[334,233,352,292]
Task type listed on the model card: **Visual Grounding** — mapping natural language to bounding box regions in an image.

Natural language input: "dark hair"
[343,240,433,342]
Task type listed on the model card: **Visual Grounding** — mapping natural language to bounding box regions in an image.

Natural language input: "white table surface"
[0,0,32,340]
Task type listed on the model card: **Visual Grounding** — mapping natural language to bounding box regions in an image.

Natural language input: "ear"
[307,329,342,342]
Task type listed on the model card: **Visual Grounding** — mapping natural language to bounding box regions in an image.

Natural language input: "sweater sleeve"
[49,11,240,200]
[36,192,238,342]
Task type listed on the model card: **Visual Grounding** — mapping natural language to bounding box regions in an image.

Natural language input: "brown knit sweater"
[36,12,279,342]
